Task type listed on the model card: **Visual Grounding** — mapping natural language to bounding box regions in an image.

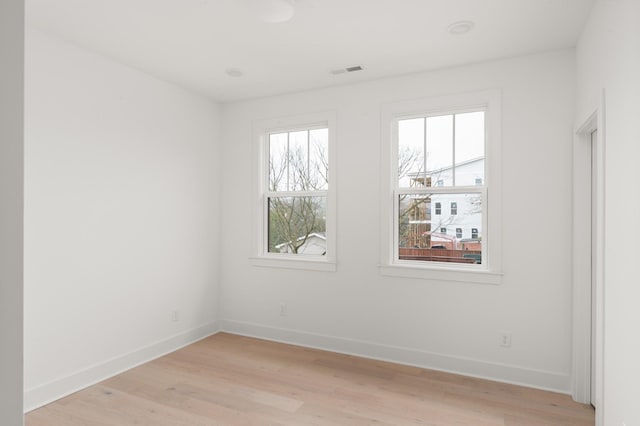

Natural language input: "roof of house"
[275,232,326,249]
[408,156,484,177]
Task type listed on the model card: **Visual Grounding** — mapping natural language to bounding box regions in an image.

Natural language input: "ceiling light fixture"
[225,68,244,77]
[247,0,295,24]
[447,20,475,35]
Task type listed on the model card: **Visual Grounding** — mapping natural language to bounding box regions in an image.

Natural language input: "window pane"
[269,132,288,191]
[288,130,309,191]
[398,194,431,249]
[268,196,327,255]
[398,118,425,188]
[398,193,482,264]
[309,128,328,190]
[455,111,484,186]
[426,115,453,183]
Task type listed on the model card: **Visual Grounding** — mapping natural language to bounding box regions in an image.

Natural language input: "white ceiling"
[26,0,595,103]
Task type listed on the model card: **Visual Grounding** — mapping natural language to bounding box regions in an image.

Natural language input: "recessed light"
[447,20,475,35]
[225,68,244,78]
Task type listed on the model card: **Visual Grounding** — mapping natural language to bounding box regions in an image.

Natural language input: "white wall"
[0,1,24,425]
[24,28,222,411]
[576,1,640,424]
[220,50,576,392]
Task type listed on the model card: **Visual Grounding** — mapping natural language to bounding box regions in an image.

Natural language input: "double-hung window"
[251,112,336,271]
[381,91,502,284]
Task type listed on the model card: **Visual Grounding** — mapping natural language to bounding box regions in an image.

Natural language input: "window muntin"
[395,110,485,266]
[266,127,329,256]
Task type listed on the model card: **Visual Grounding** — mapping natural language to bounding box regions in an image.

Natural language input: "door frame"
[572,93,605,425]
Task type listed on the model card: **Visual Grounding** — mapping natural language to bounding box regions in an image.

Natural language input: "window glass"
[267,127,329,257]
[426,115,453,176]
[398,118,424,188]
[395,110,485,266]
[309,128,329,190]
[269,132,288,191]
[268,196,326,254]
[454,112,484,185]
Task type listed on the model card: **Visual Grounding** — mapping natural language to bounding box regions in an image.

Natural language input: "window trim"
[380,90,503,284]
[250,111,337,271]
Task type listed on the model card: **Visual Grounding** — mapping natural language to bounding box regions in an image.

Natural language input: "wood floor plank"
[26,333,594,425]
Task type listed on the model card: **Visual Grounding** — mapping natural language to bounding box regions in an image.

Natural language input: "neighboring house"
[406,157,483,249]
[275,232,327,255]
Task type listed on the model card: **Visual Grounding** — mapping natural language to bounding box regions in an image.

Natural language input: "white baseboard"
[221,319,570,394]
[24,321,220,413]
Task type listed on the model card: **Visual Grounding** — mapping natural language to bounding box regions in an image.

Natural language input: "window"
[472,228,479,239]
[381,90,502,284]
[251,112,336,271]
[396,110,483,263]
[267,128,328,255]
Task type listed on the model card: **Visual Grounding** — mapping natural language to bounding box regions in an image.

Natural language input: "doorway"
[590,128,597,407]
[573,108,604,423]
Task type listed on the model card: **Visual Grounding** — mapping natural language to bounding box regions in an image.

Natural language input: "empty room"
[1,0,639,425]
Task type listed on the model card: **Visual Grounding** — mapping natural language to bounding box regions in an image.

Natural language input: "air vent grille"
[330,65,364,75]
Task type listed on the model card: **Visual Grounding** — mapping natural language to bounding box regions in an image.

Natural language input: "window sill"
[249,256,337,272]
[379,264,502,285]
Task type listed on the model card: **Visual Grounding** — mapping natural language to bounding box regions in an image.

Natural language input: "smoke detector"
[447,20,475,35]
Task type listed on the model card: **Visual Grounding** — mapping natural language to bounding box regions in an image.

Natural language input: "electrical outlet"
[171,310,179,322]
[500,332,512,347]
[279,304,287,316]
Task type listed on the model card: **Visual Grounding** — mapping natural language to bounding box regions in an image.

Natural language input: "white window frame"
[380,90,503,284]
[250,111,337,271]
[472,228,479,239]
[456,228,463,239]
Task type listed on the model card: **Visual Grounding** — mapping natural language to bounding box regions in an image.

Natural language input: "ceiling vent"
[331,65,364,75]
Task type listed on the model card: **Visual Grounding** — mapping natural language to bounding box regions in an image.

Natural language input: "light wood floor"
[26,333,594,425]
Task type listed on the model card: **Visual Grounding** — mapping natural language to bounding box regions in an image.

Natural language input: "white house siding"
[424,158,484,244]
